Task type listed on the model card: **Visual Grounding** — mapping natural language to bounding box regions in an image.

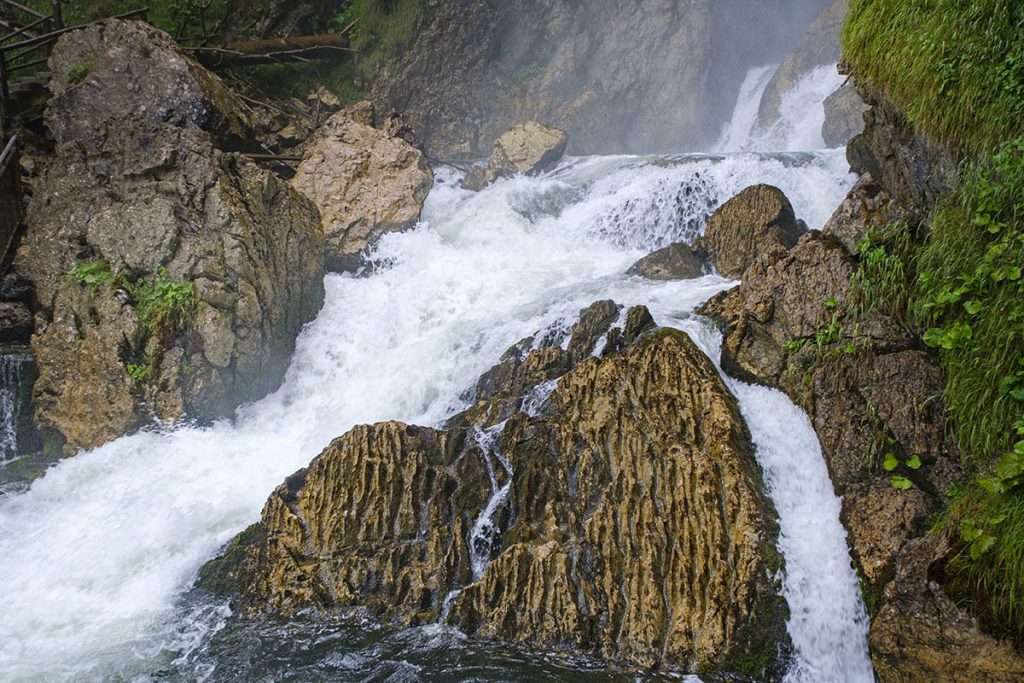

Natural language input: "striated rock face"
[46,19,250,148]
[821,173,905,255]
[291,110,433,271]
[461,121,568,191]
[202,308,789,677]
[870,536,1024,683]
[697,184,805,279]
[627,242,705,280]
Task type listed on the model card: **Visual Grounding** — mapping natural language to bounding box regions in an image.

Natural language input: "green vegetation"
[335,0,422,80]
[233,59,364,105]
[129,267,198,339]
[843,0,1024,639]
[65,56,97,86]
[20,0,229,41]
[843,0,1024,154]
[71,260,115,289]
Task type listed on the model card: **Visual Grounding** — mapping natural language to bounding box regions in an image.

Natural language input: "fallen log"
[188,34,352,68]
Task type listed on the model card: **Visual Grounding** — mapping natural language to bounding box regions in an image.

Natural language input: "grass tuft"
[843,0,1024,155]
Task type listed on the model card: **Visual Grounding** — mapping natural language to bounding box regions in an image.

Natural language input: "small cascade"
[468,423,512,581]
[0,350,32,464]
[715,64,777,152]
[718,63,846,152]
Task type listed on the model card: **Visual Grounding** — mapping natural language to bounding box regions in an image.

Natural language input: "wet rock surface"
[870,536,1024,683]
[461,121,567,191]
[697,184,805,279]
[45,19,250,148]
[627,242,705,280]
[202,307,789,677]
[16,23,324,455]
[823,81,868,148]
[290,109,433,271]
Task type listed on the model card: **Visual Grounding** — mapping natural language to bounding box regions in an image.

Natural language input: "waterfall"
[0,351,32,464]
[719,63,847,152]
[0,79,873,680]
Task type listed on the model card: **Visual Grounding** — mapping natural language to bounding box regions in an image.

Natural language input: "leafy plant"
[71,260,114,290]
[129,268,197,339]
[125,363,151,383]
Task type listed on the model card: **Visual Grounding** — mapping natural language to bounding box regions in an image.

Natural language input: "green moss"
[196,523,265,595]
[235,59,364,104]
[843,0,1024,154]
[344,0,422,81]
[65,56,97,85]
[20,0,230,42]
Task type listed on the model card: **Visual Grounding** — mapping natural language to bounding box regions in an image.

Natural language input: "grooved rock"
[870,535,1024,682]
[291,110,433,271]
[17,119,324,454]
[203,319,788,677]
[462,121,568,191]
[627,242,705,280]
[45,19,250,147]
[698,185,805,279]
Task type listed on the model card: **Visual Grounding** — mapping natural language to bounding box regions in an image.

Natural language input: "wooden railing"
[0,134,22,269]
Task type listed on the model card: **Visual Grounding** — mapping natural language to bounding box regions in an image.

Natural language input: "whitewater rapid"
[0,61,871,681]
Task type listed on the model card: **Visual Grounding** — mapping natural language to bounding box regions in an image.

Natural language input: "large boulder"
[45,19,250,147]
[626,242,705,280]
[700,230,850,384]
[698,185,805,279]
[290,110,433,271]
[17,119,324,455]
[202,309,789,677]
[461,121,568,191]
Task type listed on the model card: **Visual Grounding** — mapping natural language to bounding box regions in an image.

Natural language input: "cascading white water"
[715,64,778,153]
[719,63,848,152]
[0,69,872,681]
[0,352,30,463]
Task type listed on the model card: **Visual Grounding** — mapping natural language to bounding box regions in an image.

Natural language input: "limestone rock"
[17,119,324,454]
[627,242,705,280]
[699,231,853,384]
[461,122,568,191]
[846,81,956,222]
[45,19,250,147]
[823,81,868,148]
[870,535,1024,682]
[0,302,33,344]
[291,110,433,271]
[822,173,904,255]
[203,317,788,677]
[698,185,805,279]
[367,1,830,159]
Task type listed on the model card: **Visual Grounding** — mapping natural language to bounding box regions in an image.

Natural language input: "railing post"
[0,51,9,102]
[51,0,63,31]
